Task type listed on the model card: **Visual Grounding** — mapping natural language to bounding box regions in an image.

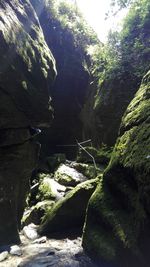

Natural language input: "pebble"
[10,245,22,256]
[23,224,39,240]
[0,251,9,262]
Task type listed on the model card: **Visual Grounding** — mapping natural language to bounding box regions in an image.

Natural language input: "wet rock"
[54,164,87,186]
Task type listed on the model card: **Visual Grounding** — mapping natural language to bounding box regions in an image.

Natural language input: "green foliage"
[108,0,134,15]
[120,0,150,78]
[43,0,98,50]
[90,0,150,113]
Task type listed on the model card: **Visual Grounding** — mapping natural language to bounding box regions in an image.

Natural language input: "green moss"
[72,162,101,179]
[77,145,113,165]
[55,172,74,185]
[38,178,99,235]
[82,71,150,266]
[83,223,118,261]
[37,177,56,201]
[22,200,55,226]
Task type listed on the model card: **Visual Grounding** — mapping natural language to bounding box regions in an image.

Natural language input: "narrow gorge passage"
[0,0,150,267]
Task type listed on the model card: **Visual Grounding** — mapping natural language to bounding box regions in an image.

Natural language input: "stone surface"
[0,0,56,246]
[0,140,39,245]
[54,164,87,186]
[23,224,39,241]
[22,201,55,226]
[38,178,99,236]
[0,233,97,267]
[69,162,100,180]
[31,0,90,160]
[0,251,9,262]
[77,146,112,165]
[10,245,22,256]
[0,0,56,129]
[81,69,139,148]
[82,71,150,267]
[37,176,66,201]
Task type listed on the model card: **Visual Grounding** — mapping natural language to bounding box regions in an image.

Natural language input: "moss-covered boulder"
[82,71,150,267]
[54,164,87,186]
[38,178,99,236]
[77,146,112,165]
[70,162,102,179]
[22,200,55,226]
[37,175,66,202]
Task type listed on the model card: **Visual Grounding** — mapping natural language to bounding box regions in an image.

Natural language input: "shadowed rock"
[0,0,56,245]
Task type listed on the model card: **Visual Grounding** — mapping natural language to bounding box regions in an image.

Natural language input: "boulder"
[22,200,55,226]
[54,164,87,186]
[77,146,112,165]
[0,0,56,245]
[38,178,99,236]
[37,175,66,201]
[69,162,102,179]
[82,71,150,267]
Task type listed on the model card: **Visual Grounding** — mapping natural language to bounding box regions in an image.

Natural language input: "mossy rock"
[36,175,66,202]
[70,162,103,179]
[54,164,87,186]
[38,178,99,236]
[0,0,56,129]
[77,145,113,165]
[37,177,55,201]
[82,71,150,267]
[22,200,55,226]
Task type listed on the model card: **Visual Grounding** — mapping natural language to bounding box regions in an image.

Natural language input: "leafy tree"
[120,0,150,79]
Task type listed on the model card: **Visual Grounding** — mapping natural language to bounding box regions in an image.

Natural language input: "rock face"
[30,0,91,159]
[82,71,150,267]
[81,71,139,148]
[0,0,56,245]
[38,178,99,236]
